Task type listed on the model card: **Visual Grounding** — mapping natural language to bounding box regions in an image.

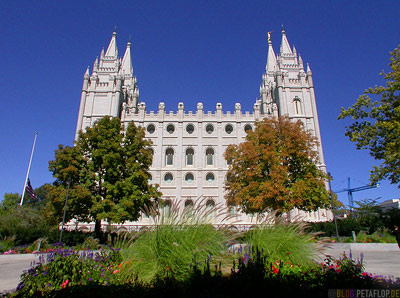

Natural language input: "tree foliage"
[338,46,400,187]
[47,116,161,234]
[224,116,330,215]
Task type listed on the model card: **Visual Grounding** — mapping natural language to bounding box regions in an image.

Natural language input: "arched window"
[206,199,216,219]
[148,174,152,184]
[293,97,302,115]
[186,148,194,166]
[166,148,174,166]
[184,199,194,209]
[184,199,194,217]
[206,148,214,166]
[164,199,171,217]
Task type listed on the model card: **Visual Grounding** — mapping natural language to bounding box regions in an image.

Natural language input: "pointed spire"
[266,31,278,72]
[100,48,104,58]
[280,26,292,54]
[298,54,303,68]
[121,39,133,75]
[307,63,311,73]
[84,66,90,79]
[93,57,98,71]
[105,28,118,58]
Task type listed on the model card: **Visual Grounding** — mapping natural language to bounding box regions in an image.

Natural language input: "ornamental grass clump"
[242,212,320,268]
[120,198,239,281]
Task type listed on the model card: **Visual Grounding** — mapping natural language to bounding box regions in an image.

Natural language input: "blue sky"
[1,0,399,207]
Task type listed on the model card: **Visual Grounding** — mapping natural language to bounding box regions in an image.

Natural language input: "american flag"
[25,178,37,200]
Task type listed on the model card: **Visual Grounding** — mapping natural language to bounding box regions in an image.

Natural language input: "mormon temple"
[74,28,332,228]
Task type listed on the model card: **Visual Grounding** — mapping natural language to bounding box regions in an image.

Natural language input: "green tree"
[224,116,330,215]
[0,193,19,211]
[338,46,400,186]
[48,116,161,235]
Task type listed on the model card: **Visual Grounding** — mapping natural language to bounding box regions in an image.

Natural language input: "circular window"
[185,173,194,183]
[206,173,215,183]
[244,124,253,132]
[167,124,175,134]
[206,124,214,134]
[147,124,155,134]
[186,124,194,134]
[225,124,233,134]
[164,173,173,183]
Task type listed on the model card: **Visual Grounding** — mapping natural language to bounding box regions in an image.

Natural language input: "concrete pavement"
[0,244,399,294]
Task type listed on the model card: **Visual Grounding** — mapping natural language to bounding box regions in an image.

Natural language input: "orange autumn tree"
[224,116,330,215]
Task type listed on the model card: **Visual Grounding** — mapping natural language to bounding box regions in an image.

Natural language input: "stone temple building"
[74,28,332,228]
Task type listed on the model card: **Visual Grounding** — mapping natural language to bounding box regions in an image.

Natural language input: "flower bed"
[5,246,399,297]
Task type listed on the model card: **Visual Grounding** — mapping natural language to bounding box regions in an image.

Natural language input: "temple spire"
[266,31,277,72]
[121,39,133,75]
[280,26,292,54]
[105,28,118,58]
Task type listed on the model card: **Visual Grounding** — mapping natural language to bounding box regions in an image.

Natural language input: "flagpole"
[20,132,38,206]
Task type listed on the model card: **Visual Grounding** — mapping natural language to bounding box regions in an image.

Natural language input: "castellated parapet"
[74,28,332,229]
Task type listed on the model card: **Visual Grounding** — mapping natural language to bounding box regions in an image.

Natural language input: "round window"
[186,124,194,134]
[206,173,215,183]
[147,124,155,134]
[185,173,194,183]
[206,124,214,134]
[164,173,173,183]
[167,124,175,134]
[225,124,233,134]
[244,124,253,132]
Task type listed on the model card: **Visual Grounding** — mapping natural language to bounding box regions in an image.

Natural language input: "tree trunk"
[94,218,102,239]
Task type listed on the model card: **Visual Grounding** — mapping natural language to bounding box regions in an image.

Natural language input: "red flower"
[272,267,279,274]
[362,272,367,276]
[61,280,69,288]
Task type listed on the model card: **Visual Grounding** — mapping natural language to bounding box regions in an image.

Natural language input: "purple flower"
[88,278,92,281]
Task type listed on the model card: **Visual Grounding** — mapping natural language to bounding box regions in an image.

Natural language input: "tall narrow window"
[206,148,214,166]
[184,199,194,217]
[166,148,174,166]
[293,97,302,115]
[164,200,171,217]
[206,199,216,218]
[186,148,194,166]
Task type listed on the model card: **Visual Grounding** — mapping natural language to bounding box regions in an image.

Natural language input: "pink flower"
[113,270,119,274]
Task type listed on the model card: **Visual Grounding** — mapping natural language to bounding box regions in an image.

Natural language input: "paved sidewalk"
[1,244,399,294]
[0,253,39,294]
[317,243,400,278]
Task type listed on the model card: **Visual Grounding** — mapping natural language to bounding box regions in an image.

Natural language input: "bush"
[0,206,52,246]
